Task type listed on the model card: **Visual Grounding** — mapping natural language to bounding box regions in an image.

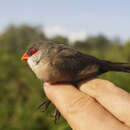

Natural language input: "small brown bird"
[21,40,130,121]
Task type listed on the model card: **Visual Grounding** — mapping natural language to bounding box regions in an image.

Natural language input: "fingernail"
[43,83,52,95]
[44,83,50,88]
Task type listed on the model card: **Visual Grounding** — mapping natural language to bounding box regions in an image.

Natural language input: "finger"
[43,83,129,130]
[79,78,130,126]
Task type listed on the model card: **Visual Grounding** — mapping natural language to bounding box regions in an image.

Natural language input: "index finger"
[79,79,130,126]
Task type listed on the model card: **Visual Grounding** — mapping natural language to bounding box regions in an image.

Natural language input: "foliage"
[0,24,130,130]
[51,35,69,45]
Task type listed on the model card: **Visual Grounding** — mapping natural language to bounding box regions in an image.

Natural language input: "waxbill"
[21,40,130,121]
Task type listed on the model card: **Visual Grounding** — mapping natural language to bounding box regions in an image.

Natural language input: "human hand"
[43,79,130,130]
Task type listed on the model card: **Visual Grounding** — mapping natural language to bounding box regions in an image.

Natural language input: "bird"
[21,40,130,122]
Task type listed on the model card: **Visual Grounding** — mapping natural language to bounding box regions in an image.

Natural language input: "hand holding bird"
[21,40,130,123]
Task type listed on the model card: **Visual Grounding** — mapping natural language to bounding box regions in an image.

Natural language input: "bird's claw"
[54,109,60,123]
[37,99,51,112]
[37,99,61,123]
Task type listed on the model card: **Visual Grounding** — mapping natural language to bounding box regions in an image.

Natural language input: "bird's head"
[21,41,42,63]
[21,41,55,79]
[22,40,53,61]
[21,40,56,80]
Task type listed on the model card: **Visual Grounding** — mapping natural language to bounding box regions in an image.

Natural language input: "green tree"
[0,24,47,54]
[51,35,69,45]
[124,41,130,61]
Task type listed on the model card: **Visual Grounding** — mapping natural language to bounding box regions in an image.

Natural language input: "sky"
[0,0,130,42]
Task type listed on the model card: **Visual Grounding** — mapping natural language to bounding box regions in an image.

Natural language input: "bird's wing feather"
[52,47,100,79]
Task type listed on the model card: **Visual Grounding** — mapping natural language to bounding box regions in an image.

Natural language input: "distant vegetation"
[0,24,130,130]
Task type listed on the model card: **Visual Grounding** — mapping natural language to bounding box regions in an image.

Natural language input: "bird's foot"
[37,99,51,112]
[54,108,61,123]
[37,99,61,122]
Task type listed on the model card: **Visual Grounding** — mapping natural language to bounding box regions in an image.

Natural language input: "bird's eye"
[27,49,38,56]
[28,51,33,55]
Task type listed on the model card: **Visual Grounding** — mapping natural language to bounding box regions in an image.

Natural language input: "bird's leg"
[54,108,61,123]
[37,99,61,122]
[37,99,51,112]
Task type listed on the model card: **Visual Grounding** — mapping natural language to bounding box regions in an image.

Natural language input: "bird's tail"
[101,60,130,73]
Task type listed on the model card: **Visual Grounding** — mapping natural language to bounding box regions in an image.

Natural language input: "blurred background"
[0,0,130,130]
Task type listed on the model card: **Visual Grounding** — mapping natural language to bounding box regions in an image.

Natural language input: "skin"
[43,79,130,130]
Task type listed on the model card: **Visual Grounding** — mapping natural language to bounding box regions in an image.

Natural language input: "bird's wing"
[52,47,100,80]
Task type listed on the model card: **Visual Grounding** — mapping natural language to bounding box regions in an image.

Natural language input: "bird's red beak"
[21,52,28,61]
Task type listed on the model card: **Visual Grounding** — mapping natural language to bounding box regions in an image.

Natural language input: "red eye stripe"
[27,49,38,56]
